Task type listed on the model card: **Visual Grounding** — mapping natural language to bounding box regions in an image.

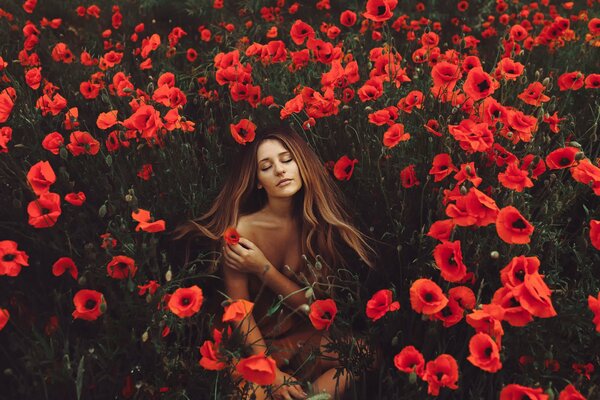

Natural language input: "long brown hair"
[172,125,375,270]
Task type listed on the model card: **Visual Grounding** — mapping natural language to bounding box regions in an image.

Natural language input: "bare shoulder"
[236,212,262,242]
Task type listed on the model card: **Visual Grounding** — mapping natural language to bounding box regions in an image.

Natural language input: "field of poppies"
[1,0,600,399]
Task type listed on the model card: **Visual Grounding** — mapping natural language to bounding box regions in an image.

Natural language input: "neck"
[264,197,295,220]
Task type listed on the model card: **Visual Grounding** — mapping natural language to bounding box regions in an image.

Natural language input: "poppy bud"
[146,294,152,303]
[490,250,499,259]
[542,77,550,86]
[125,194,133,202]
[460,185,468,195]
[364,106,373,112]
[534,70,540,80]
[575,152,585,161]
[300,304,310,313]
[165,268,172,282]
[408,371,418,384]
[545,387,556,400]
[391,336,398,346]
[142,330,149,342]
[78,276,86,286]
[569,141,582,149]
[305,288,314,299]
[520,75,528,85]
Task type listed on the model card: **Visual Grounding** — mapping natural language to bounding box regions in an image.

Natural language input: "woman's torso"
[238,211,305,338]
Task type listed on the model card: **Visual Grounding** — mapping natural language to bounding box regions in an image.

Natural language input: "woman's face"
[256,139,303,199]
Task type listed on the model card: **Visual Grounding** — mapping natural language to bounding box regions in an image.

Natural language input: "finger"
[238,237,254,249]
[227,243,248,257]
[287,385,306,399]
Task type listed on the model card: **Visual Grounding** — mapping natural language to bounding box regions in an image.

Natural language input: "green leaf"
[105,155,112,167]
[76,355,85,400]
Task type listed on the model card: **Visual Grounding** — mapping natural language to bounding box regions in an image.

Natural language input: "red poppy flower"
[467,332,502,372]
[0,126,12,153]
[368,107,398,126]
[222,299,254,323]
[383,123,410,148]
[309,298,337,330]
[569,159,600,195]
[500,256,540,288]
[25,67,42,90]
[520,154,546,179]
[433,240,468,283]
[27,192,62,228]
[235,353,277,386]
[0,308,9,331]
[107,255,137,280]
[495,57,524,81]
[52,257,78,279]
[454,162,482,187]
[26,161,56,195]
[449,286,476,310]
[498,162,534,192]
[168,285,204,318]
[96,110,118,130]
[72,289,106,321]
[424,119,442,137]
[340,10,357,27]
[518,82,550,106]
[557,71,584,91]
[397,90,424,114]
[132,208,166,233]
[409,278,448,315]
[199,340,227,371]
[590,220,600,250]
[491,287,533,327]
[223,227,240,246]
[66,131,100,156]
[448,119,493,153]
[431,61,462,90]
[0,240,29,277]
[572,362,594,380]
[229,119,256,145]
[585,74,600,89]
[0,87,15,123]
[496,206,534,244]
[463,67,496,100]
[393,345,425,377]
[400,164,420,188]
[64,192,86,206]
[499,384,548,400]
[558,384,586,400]
[423,354,459,396]
[429,153,458,182]
[432,298,465,328]
[545,147,579,169]
[333,155,358,181]
[137,280,160,296]
[290,19,315,45]
[466,304,505,341]
[512,273,556,318]
[363,0,397,22]
[427,219,455,242]
[366,289,400,321]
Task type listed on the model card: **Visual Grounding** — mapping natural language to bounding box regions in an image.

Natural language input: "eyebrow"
[258,151,291,163]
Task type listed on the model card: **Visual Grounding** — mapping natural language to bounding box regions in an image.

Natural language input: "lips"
[276,178,292,186]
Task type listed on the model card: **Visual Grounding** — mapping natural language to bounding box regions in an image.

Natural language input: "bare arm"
[224,237,309,312]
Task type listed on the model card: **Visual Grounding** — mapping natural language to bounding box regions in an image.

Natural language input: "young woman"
[175,125,374,399]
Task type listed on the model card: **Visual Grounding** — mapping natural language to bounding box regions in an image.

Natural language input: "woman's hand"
[222,237,271,276]
[272,369,307,400]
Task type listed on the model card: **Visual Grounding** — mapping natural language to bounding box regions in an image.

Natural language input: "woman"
[175,125,374,399]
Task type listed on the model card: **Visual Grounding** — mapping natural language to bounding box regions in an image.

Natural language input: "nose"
[273,161,286,176]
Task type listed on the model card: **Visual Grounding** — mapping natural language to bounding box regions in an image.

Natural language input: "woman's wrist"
[254,261,273,277]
